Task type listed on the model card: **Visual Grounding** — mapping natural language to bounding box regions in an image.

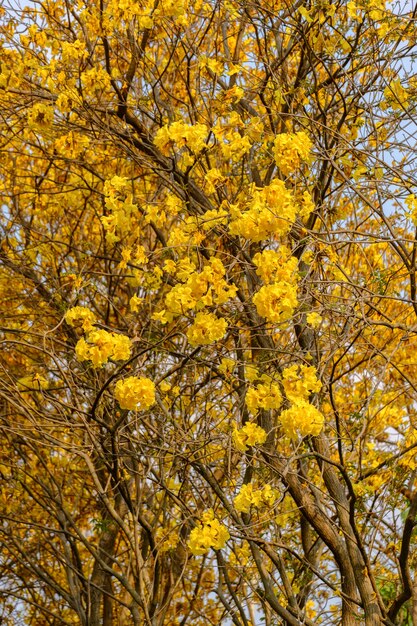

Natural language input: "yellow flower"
[234,483,278,513]
[245,381,282,413]
[154,121,208,155]
[75,330,131,367]
[134,245,148,265]
[245,365,260,382]
[219,132,251,161]
[151,309,170,324]
[282,364,322,404]
[233,422,267,452]
[234,484,255,513]
[252,248,298,285]
[306,311,322,328]
[111,334,132,361]
[129,294,143,312]
[188,509,230,555]
[229,181,298,242]
[27,102,54,129]
[164,259,177,274]
[118,247,131,270]
[218,357,235,376]
[165,285,197,314]
[279,400,324,438]
[204,168,225,194]
[65,306,97,333]
[252,282,298,323]
[273,131,312,175]
[384,79,409,111]
[201,208,229,231]
[186,312,227,346]
[114,376,156,410]
[299,190,315,219]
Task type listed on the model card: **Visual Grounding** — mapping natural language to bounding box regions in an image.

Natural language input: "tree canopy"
[1,0,417,624]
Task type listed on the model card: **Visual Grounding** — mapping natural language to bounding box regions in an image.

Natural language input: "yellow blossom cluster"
[273,131,312,175]
[252,247,298,285]
[154,121,208,155]
[27,102,54,129]
[204,168,225,195]
[186,312,228,346]
[218,357,235,376]
[101,176,139,245]
[103,0,187,26]
[233,422,267,452]
[282,364,322,403]
[246,379,282,413]
[234,483,278,514]
[155,520,180,553]
[114,376,156,410]
[54,130,89,158]
[157,257,237,322]
[218,131,251,161]
[60,39,87,64]
[166,222,199,248]
[55,89,78,114]
[75,329,131,367]
[229,541,251,568]
[279,400,324,438]
[187,509,230,555]
[213,114,251,162]
[276,364,324,437]
[129,294,143,312]
[200,208,229,231]
[81,66,112,94]
[306,311,322,328]
[252,282,298,324]
[65,306,97,332]
[229,180,299,242]
[299,190,316,218]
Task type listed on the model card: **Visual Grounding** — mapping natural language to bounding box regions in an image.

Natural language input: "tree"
[1,0,417,624]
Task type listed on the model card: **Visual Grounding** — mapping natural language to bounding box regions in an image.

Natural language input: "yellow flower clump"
[252,247,298,285]
[114,376,156,410]
[166,257,237,316]
[187,509,230,555]
[273,131,312,175]
[252,282,298,324]
[234,483,278,514]
[186,312,228,346]
[245,380,282,413]
[65,306,97,333]
[27,102,54,129]
[278,364,324,438]
[279,400,324,439]
[306,311,322,328]
[154,257,237,323]
[229,180,298,242]
[282,364,322,404]
[154,121,208,155]
[233,422,267,452]
[100,176,139,245]
[75,329,131,367]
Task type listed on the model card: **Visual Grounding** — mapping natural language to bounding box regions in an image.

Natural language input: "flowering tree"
[1,0,417,624]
